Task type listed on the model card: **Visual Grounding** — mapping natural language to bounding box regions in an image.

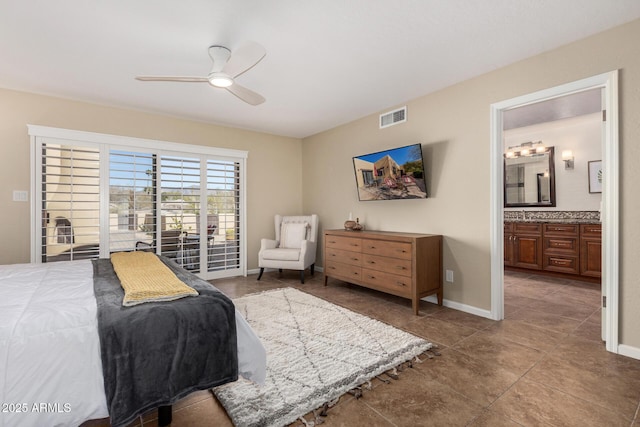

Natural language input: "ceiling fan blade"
[136,76,209,83]
[226,83,265,106]
[222,42,266,78]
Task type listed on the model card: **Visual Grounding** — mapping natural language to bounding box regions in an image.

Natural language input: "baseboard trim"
[423,295,493,320]
[247,266,324,276]
[618,344,640,361]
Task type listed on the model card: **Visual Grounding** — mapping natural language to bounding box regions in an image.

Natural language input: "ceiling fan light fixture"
[209,73,233,88]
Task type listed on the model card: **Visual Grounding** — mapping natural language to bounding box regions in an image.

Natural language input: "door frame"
[489,71,619,353]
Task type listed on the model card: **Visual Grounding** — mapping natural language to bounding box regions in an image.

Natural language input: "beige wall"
[302,19,640,349]
[0,88,303,267]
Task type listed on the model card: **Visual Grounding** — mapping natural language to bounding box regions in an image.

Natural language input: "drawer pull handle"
[368,261,375,264]
[350,243,359,247]
[352,257,360,261]
[396,282,406,287]
[329,266,336,270]
[397,266,406,270]
[329,240,336,243]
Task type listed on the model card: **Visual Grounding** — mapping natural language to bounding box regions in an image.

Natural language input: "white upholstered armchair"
[257,214,319,284]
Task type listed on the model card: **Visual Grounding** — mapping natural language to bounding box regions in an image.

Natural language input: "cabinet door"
[504,234,515,266]
[504,222,514,266]
[580,238,602,277]
[513,235,542,270]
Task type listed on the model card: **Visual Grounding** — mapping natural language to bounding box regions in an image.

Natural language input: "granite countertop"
[506,218,600,224]
[504,210,600,224]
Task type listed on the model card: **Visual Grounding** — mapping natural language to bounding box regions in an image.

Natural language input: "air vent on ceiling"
[379,106,407,129]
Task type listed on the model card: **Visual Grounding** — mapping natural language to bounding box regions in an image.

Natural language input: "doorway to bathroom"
[491,71,618,353]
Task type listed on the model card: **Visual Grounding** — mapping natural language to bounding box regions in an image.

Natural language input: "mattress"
[0,260,265,427]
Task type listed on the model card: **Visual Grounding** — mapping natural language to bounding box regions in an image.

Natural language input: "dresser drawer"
[362,253,412,277]
[360,269,411,297]
[325,260,361,281]
[543,236,578,254]
[325,247,362,267]
[325,235,362,252]
[543,254,579,274]
[544,223,579,236]
[361,240,412,260]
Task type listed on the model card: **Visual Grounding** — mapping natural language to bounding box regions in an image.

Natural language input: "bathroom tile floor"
[87,270,640,426]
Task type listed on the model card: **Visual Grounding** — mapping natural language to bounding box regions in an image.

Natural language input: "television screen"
[352,143,428,201]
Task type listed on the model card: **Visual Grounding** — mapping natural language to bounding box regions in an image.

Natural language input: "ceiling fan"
[136,42,266,106]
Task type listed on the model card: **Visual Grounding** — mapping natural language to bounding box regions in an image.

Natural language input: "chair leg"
[257,268,264,281]
[300,270,305,284]
[310,263,315,276]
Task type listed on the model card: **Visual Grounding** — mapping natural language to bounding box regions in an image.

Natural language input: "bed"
[0,257,266,427]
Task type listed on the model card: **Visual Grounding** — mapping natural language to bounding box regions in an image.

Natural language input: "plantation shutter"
[108,150,156,254]
[160,155,202,272]
[205,159,241,272]
[39,142,100,263]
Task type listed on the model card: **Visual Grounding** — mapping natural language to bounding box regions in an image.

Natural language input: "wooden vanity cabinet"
[504,222,543,270]
[504,221,601,280]
[324,229,442,315]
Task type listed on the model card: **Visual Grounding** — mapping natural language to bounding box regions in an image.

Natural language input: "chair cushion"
[261,248,301,261]
[280,222,308,249]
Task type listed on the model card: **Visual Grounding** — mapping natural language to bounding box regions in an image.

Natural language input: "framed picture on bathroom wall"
[588,160,602,193]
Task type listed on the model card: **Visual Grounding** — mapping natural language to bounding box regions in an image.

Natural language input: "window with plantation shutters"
[30,125,247,280]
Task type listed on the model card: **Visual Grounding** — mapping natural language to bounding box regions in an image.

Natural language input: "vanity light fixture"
[561,150,574,169]
[504,141,545,158]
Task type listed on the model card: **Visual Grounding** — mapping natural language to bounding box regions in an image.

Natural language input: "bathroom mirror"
[504,147,556,207]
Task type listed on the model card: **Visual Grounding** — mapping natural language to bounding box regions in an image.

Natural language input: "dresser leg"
[412,298,419,315]
[437,289,443,306]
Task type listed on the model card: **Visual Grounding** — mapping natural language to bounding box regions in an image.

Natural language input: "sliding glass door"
[31,126,247,280]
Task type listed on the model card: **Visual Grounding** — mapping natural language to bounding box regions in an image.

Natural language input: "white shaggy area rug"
[214,287,432,427]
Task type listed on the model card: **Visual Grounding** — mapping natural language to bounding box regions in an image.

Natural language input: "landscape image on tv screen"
[352,143,428,201]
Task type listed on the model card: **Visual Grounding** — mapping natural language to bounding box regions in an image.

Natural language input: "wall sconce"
[562,150,574,169]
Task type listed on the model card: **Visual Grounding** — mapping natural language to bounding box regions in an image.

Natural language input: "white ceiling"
[1,1,639,139]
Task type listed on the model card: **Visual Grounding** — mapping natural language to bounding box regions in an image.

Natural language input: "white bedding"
[0,260,265,427]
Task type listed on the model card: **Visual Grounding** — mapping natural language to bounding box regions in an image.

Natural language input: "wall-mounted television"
[352,143,428,201]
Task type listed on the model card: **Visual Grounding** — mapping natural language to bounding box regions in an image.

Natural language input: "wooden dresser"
[323,229,443,315]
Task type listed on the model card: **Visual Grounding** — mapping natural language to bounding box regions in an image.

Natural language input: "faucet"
[521,209,526,220]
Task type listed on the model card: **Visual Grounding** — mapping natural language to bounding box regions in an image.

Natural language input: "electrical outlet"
[445,269,454,283]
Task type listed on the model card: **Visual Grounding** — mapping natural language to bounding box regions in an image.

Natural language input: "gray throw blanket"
[92,256,238,427]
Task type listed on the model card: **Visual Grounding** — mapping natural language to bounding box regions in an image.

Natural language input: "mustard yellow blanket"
[111,251,198,307]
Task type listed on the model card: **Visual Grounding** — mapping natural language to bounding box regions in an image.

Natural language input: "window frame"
[28,125,248,280]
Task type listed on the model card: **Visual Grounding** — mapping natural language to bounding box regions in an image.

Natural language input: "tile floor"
[89,270,640,426]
